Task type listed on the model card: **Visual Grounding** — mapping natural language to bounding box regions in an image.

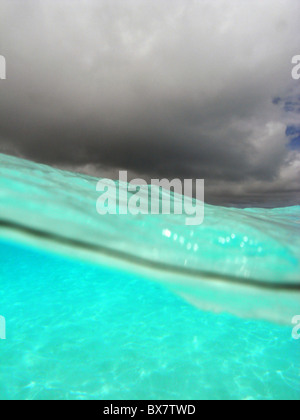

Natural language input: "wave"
[0,153,299,324]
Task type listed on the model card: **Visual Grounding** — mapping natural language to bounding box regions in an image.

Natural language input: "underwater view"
[0,153,299,400]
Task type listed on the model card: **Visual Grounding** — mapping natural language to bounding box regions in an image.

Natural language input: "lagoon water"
[0,153,299,400]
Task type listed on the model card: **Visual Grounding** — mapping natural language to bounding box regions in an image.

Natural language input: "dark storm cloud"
[0,0,300,205]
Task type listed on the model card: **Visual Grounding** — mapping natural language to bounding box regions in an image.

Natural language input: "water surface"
[0,153,299,399]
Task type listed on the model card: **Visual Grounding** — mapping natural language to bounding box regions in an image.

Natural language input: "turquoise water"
[1,239,299,400]
[0,153,299,399]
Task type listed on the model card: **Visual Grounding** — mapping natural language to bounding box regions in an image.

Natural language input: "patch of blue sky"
[289,135,300,149]
[285,125,300,150]
[273,93,300,149]
[284,101,300,113]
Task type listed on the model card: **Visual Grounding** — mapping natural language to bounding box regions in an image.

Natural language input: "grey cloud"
[0,0,300,206]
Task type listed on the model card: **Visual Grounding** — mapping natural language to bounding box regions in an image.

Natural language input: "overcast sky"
[0,0,299,206]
